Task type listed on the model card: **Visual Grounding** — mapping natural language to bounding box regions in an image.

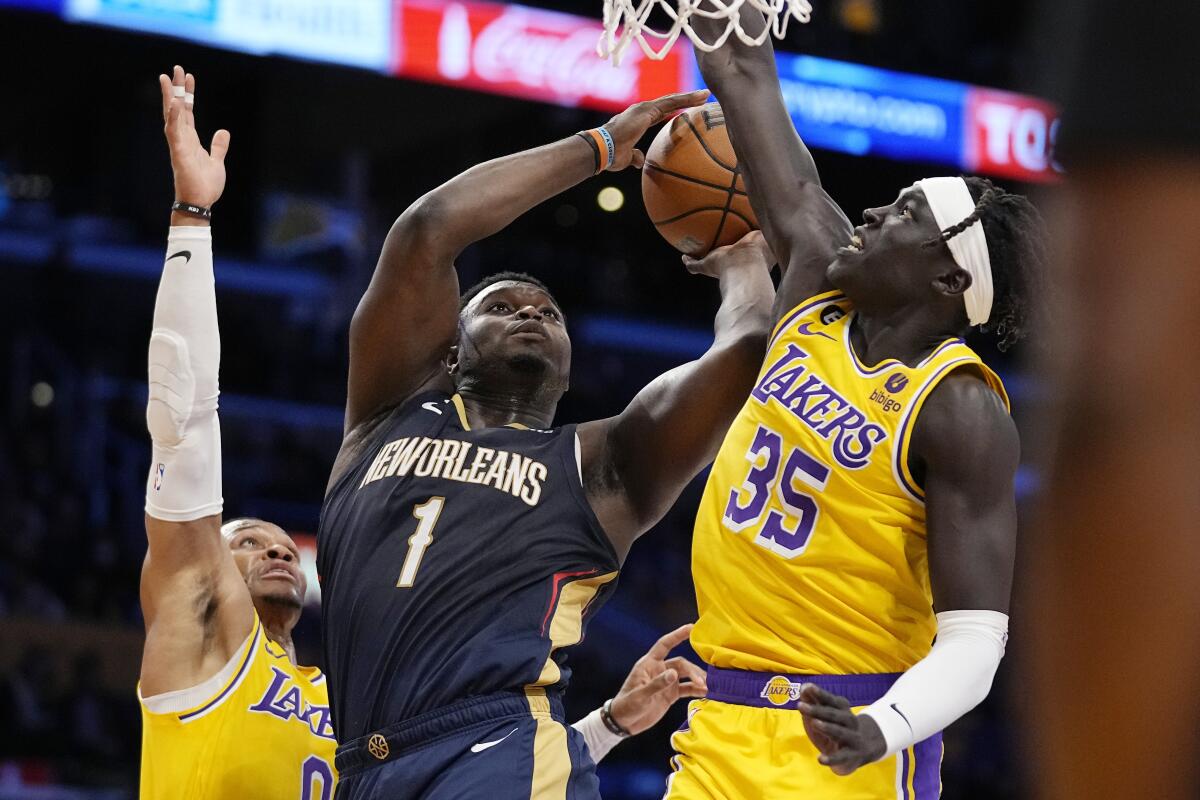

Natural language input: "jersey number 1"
[722,424,830,559]
[396,496,445,588]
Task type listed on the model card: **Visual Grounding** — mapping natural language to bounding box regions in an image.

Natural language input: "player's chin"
[825,257,853,290]
[252,579,304,608]
[503,347,555,374]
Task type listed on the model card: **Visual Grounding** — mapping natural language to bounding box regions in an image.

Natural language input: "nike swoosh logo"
[470,727,518,753]
[422,402,444,415]
[795,322,835,341]
[166,250,192,264]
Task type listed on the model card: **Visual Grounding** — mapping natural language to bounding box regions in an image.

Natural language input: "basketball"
[642,102,759,257]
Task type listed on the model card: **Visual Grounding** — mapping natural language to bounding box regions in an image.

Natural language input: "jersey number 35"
[722,424,830,559]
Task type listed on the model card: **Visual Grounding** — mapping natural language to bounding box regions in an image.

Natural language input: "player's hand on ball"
[604,89,710,171]
[797,684,887,776]
[608,624,708,736]
[682,231,775,278]
[159,65,230,209]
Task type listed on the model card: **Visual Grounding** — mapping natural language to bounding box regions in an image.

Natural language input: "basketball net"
[598,0,813,65]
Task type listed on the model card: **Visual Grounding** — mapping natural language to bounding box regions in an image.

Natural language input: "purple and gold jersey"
[138,614,337,800]
[691,292,1008,675]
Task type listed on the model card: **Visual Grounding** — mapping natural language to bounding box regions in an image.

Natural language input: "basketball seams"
[642,102,760,256]
[681,114,737,173]
[643,163,749,197]
[706,170,740,252]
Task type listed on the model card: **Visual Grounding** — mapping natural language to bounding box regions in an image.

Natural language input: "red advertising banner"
[392,0,692,112]
[964,87,1063,183]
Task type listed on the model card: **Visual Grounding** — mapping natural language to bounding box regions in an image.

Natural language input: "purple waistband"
[705,666,902,709]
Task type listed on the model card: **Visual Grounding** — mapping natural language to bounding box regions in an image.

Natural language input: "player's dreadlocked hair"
[923,177,1048,351]
[459,271,558,312]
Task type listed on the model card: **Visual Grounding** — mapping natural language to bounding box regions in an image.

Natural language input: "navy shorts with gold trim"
[334,689,599,800]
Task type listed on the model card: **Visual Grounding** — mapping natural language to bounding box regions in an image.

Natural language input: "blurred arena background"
[0,1,1058,797]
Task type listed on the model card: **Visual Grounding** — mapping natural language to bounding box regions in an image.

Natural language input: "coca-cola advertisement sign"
[392,0,691,112]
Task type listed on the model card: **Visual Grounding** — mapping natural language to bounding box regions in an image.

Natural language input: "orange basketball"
[641,102,759,257]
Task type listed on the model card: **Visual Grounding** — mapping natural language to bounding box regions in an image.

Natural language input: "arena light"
[30,381,54,407]
[597,186,624,212]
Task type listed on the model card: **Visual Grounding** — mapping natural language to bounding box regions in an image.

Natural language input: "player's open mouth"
[840,232,865,254]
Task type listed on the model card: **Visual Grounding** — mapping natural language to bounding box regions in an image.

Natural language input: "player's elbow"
[696,42,769,87]
[393,193,449,245]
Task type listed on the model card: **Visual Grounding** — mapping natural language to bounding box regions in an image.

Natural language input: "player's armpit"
[910,370,1019,613]
[580,331,768,557]
[140,514,256,697]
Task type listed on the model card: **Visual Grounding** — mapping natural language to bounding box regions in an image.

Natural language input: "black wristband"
[172,201,212,220]
[575,131,602,174]
[601,698,632,738]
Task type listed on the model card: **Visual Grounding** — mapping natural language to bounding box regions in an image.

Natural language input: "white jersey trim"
[138,620,259,716]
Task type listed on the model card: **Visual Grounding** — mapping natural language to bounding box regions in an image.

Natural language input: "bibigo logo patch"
[760,675,804,706]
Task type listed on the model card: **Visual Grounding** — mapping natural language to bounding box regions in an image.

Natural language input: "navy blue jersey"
[317,391,620,742]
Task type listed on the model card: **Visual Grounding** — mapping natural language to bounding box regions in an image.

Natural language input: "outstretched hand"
[608,623,708,735]
[159,65,229,209]
[797,684,887,776]
[604,89,710,171]
[682,230,775,279]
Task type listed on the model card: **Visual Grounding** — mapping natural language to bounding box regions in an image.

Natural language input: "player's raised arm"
[579,232,776,557]
[343,89,711,435]
[690,5,853,317]
[140,66,254,697]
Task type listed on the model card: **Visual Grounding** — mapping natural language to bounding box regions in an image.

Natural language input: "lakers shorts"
[664,668,943,800]
[334,689,599,800]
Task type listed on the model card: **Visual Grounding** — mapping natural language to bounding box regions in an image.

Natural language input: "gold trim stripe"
[525,687,570,800]
[534,571,618,686]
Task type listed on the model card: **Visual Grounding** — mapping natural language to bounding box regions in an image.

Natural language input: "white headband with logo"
[916,177,993,326]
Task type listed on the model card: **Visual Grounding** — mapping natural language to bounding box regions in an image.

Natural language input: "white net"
[598,0,813,64]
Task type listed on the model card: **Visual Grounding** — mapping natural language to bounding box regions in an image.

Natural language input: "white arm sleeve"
[144,226,223,522]
[859,610,1008,759]
[571,708,624,763]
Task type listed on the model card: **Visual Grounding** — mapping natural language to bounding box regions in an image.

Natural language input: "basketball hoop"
[598,0,814,65]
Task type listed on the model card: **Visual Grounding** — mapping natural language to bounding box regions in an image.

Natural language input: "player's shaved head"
[221,516,278,542]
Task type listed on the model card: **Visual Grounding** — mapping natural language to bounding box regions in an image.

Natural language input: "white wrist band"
[145,227,223,521]
[859,609,1008,759]
[572,707,624,763]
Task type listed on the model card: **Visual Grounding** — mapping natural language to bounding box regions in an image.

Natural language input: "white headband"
[916,177,993,326]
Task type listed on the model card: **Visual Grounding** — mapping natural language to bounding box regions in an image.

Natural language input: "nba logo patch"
[154,463,166,491]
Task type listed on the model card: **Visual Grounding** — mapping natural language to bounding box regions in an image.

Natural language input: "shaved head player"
[660,6,1047,799]
[317,91,777,799]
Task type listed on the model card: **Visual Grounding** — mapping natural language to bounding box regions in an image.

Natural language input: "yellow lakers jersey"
[139,614,337,800]
[691,292,1008,675]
